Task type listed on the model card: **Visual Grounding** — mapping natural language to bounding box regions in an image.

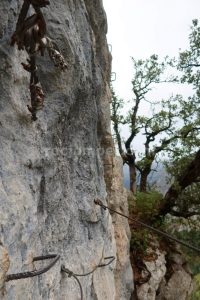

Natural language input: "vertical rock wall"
[0,0,133,299]
[107,158,134,300]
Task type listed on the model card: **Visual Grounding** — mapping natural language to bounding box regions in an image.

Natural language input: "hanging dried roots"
[47,38,68,70]
[11,0,67,121]
[30,0,50,7]
[27,83,45,121]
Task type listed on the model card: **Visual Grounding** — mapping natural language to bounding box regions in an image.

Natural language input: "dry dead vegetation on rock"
[11,0,67,121]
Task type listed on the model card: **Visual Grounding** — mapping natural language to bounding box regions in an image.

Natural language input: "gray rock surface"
[135,244,193,300]
[108,158,134,300]
[156,245,194,300]
[0,243,10,295]
[156,269,193,300]
[136,248,166,300]
[0,0,133,299]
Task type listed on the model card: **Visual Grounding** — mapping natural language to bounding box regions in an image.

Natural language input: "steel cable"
[61,256,115,300]
[94,198,200,255]
[6,254,60,282]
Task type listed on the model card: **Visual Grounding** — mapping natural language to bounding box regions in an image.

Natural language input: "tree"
[178,19,200,97]
[160,149,200,217]
[111,55,199,194]
[159,19,200,218]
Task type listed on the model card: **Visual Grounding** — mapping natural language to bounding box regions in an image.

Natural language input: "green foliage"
[166,150,198,180]
[135,191,163,220]
[165,149,200,216]
[178,19,200,96]
[190,274,200,300]
[175,229,200,274]
[128,191,163,253]
[175,229,200,299]
[175,183,200,215]
[131,55,169,94]
[130,229,149,253]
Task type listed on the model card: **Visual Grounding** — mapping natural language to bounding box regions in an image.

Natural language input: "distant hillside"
[123,162,170,195]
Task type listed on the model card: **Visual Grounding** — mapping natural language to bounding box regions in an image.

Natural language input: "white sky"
[103,0,200,153]
[103,0,200,98]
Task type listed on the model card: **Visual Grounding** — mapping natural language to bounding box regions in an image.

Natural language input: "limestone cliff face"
[134,243,193,300]
[0,0,133,299]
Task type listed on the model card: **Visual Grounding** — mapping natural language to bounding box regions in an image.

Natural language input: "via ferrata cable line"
[94,199,200,255]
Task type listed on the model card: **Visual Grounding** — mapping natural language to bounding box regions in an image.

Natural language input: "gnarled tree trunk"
[139,171,149,193]
[129,163,137,194]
